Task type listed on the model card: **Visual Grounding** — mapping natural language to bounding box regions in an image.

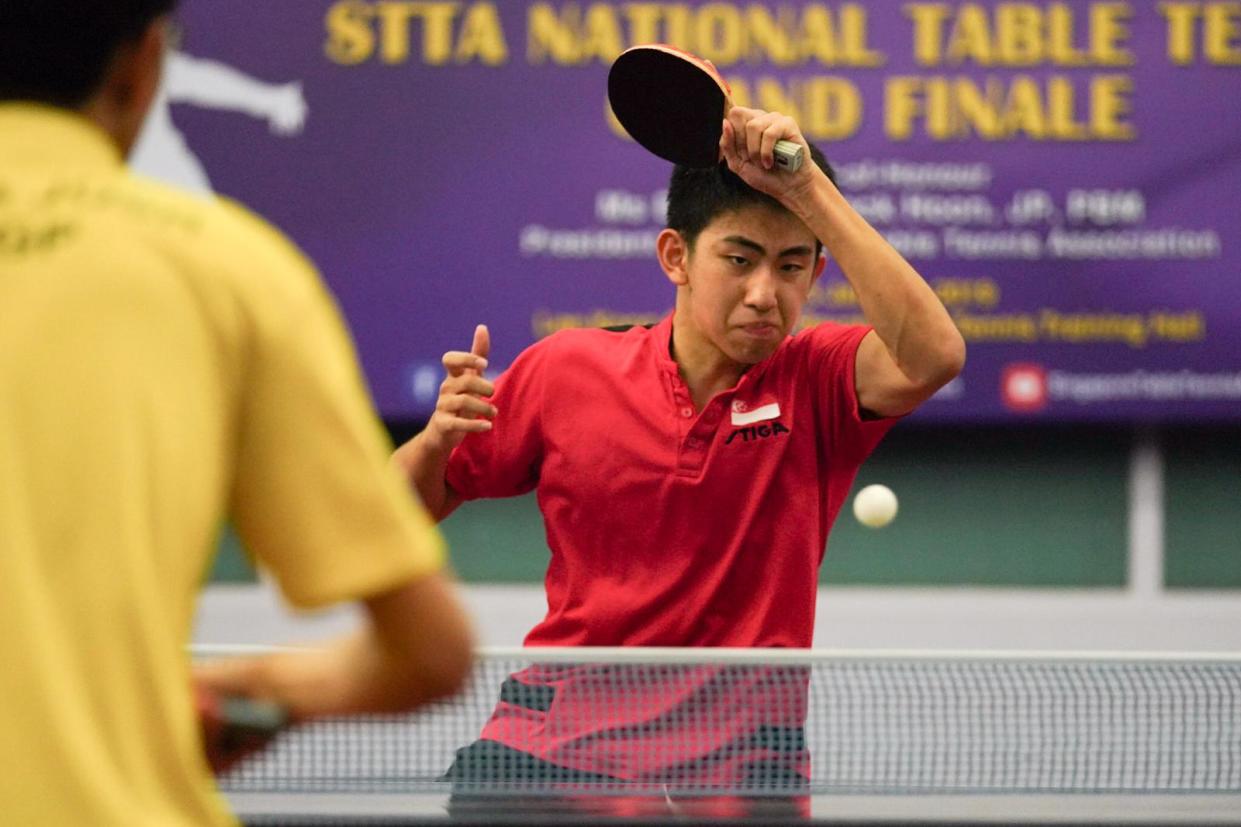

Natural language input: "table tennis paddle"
[608,44,803,172]
[195,687,289,774]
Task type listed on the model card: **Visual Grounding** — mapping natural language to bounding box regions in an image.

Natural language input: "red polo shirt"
[444,313,895,784]
[447,312,893,649]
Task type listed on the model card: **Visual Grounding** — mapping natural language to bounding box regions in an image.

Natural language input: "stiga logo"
[1001,363,1048,412]
[725,421,790,445]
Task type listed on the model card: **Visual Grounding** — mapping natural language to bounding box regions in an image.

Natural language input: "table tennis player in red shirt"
[393,107,965,794]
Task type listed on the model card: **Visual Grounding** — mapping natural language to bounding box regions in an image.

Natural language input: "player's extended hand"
[720,107,815,204]
[424,324,496,454]
[194,684,289,776]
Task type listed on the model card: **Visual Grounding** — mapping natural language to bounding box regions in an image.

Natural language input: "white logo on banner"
[129,51,307,193]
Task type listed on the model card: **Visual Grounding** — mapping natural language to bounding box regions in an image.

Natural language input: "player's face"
[681,204,823,365]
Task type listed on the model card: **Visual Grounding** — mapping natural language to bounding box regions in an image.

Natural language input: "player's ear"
[811,252,828,282]
[657,229,691,287]
[107,15,169,154]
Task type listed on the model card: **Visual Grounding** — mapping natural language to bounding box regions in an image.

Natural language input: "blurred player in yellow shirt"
[0,2,474,824]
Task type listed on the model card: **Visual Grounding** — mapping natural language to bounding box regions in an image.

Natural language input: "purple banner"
[150,1,1241,422]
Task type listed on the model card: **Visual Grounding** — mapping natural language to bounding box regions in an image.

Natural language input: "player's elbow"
[915,327,966,391]
[364,572,475,710]
[936,329,967,383]
[375,633,473,715]
[405,618,474,705]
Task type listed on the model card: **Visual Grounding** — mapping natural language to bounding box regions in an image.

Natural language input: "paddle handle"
[773,140,803,172]
[197,690,290,775]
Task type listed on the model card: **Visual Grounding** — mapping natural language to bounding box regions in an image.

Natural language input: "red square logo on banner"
[1001,363,1048,412]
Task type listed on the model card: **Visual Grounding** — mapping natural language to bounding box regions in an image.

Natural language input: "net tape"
[209,648,1241,796]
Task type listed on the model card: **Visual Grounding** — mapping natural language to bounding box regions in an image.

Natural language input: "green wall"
[821,428,1130,586]
[208,523,254,583]
[1164,428,1241,589]
[440,427,1132,587]
[206,426,1239,589]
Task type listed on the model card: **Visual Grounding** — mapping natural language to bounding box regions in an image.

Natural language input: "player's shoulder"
[777,320,872,370]
[788,320,871,351]
[120,173,302,260]
[501,323,658,385]
[124,174,319,295]
[529,322,658,359]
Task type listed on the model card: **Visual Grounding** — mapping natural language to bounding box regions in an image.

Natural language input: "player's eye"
[725,255,749,267]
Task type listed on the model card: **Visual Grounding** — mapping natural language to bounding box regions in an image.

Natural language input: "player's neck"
[669,322,746,410]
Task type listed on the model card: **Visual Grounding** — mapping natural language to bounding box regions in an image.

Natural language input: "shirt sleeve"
[444,336,550,501]
[225,215,444,609]
[800,322,899,469]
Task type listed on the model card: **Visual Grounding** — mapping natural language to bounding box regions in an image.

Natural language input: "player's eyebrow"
[719,235,765,255]
[719,235,813,259]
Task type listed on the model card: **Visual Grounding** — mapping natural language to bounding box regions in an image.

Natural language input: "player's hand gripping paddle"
[195,687,290,775]
[608,44,804,172]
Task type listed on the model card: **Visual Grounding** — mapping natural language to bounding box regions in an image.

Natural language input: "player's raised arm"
[392,324,495,521]
[720,109,965,418]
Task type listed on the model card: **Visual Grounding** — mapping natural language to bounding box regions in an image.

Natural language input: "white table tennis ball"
[853,484,898,528]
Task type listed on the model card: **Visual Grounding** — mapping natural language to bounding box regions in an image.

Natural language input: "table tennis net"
[209,648,1241,796]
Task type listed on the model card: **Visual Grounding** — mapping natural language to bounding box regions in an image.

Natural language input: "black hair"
[0,0,178,108]
[666,143,835,259]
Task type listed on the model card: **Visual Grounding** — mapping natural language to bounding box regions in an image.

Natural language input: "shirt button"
[680,407,693,418]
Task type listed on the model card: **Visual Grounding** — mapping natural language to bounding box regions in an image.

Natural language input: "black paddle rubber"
[608,47,726,168]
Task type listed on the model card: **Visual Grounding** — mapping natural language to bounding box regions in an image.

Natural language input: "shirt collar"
[0,103,124,170]
[648,312,679,375]
[650,310,780,388]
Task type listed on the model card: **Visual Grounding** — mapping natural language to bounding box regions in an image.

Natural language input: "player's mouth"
[739,322,780,338]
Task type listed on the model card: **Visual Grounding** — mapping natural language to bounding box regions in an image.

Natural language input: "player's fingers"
[193,659,259,698]
[461,374,495,397]
[744,115,766,165]
[437,393,497,420]
[722,117,757,178]
[726,108,751,161]
[723,122,750,179]
[471,324,490,362]
[439,377,491,404]
[719,118,732,164]
[442,350,488,376]
[194,690,228,773]
[744,111,783,169]
[196,694,287,776]
[764,113,807,171]
[760,119,790,170]
[438,416,493,434]
[727,106,760,159]
[439,373,495,398]
[770,113,805,156]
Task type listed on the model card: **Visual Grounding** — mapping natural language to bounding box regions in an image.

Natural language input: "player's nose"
[743,269,778,311]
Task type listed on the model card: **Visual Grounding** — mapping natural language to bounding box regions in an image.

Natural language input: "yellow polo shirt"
[0,104,445,826]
